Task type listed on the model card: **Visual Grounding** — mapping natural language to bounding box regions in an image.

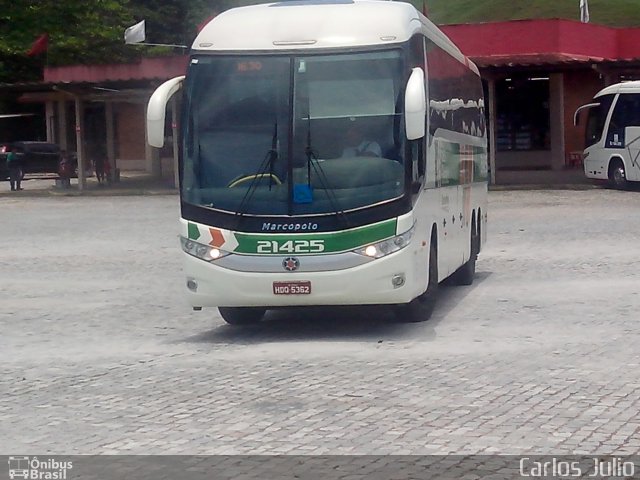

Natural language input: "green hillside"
[422,0,640,26]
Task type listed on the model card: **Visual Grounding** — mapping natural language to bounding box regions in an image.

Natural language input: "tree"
[129,0,212,47]
[0,0,308,84]
[0,0,138,82]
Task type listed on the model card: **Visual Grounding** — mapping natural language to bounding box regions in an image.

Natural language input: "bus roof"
[193,0,466,62]
[595,80,640,98]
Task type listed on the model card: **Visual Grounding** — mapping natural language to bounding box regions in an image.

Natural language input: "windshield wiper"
[304,115,350,228]
[233,120,279,228]
[269,121,277,190]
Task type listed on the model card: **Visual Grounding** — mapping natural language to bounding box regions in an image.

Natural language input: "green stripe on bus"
[233,218,397,254]
[187,222,201,240]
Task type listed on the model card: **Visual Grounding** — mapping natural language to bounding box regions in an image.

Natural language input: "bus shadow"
[180,270,492,345]
[183,306,410,345]
[434,270,492,320]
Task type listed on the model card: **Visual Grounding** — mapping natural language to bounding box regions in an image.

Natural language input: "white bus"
[147,0,488,325]
[575,80,640,189]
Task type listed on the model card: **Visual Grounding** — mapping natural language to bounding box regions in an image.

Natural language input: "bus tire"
[393,241,438,322]
[477,209,482,254]
[608,159,628,190]
[450,218,478,286]
[218,307,266,325]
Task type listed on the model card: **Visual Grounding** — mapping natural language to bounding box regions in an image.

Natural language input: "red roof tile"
[44,56,188,84]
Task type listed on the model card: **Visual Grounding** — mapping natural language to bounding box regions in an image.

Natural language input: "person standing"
[94,157,105,185]
[103,157,111,184]
[6,146,23,191]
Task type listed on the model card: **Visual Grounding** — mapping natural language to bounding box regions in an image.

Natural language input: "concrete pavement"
[0,190,639,455]
[0,171,177,197]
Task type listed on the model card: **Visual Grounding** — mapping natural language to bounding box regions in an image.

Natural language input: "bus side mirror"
[405,67,426,140]
[573,102,599,127]
[147,75,185,148]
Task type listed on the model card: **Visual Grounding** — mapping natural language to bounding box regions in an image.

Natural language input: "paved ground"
[0,172,177,197]
[1,189,639,455]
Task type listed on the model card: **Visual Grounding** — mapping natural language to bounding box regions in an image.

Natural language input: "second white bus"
[576,80,640,189]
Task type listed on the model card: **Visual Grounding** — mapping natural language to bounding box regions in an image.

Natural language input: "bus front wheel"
[218,307,266,325]
[393,242,438,322]
[609,159,628,189]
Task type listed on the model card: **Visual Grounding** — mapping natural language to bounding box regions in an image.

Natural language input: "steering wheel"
[227,173,283,188]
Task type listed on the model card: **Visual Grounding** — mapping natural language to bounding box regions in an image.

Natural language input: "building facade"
[1,56,187,188]
[443,19,640,183]
[2,18,640,185]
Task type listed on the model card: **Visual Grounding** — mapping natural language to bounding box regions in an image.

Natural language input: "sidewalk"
[489,167,596,191]
[2,168,597,197]
[0,171,178,197]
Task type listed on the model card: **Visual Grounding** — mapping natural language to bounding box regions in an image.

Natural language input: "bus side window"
[606,95,633,148]
[625,94,640,127]
[585,94,614,148]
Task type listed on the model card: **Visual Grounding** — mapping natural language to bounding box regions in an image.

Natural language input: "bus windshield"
[182,50,405,216]
[585,94,614,148]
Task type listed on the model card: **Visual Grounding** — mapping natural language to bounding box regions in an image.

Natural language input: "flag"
[580,0,590,23]
[27,33,48,56]
[124,20,145,44]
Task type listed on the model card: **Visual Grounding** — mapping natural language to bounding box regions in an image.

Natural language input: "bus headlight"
[180,236,230,262]
[354,226,415,259]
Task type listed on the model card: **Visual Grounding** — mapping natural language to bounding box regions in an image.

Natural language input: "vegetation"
[1,1,129,82]
[1,0,640,83]
[0,0,213,83]
[424,0,640,26]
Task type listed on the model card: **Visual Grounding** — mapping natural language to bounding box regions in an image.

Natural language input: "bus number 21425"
[256,239,325,254]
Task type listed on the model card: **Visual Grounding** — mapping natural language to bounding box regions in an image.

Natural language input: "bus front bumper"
[182,248,426,308]
[583,157,607,180]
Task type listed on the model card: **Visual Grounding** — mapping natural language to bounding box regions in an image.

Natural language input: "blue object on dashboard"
[293,184,313,204]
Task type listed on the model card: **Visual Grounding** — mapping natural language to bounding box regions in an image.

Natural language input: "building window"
[496,76,550,151]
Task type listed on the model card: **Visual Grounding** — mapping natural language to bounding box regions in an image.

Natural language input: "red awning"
[470,53,604,68]
[44,56,188,84]
[442,19,640,68]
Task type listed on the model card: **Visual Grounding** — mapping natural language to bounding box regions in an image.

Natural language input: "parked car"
[0,141,62,180]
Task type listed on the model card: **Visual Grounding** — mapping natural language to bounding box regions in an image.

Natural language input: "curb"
[48,188,178,197]
[0,187,178,198]
[489,183,597,191]
[3,185,600,197]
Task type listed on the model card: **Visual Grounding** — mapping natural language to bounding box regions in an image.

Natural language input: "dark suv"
[1,141,62,180]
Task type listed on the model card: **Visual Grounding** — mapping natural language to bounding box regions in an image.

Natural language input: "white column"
[549,73,565,171]
[487,78,497,185]
[45,101,55,142]
[105,101,116,181]
[144,103,162,177]
[57,100,68,152]
[74,96,86,191]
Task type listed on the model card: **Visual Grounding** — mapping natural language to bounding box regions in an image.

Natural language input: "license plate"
[273,281,312,295]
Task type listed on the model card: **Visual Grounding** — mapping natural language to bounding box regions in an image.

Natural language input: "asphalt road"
[1,189,639,455]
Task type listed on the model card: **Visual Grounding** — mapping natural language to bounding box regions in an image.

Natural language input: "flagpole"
[580,0,590,23]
